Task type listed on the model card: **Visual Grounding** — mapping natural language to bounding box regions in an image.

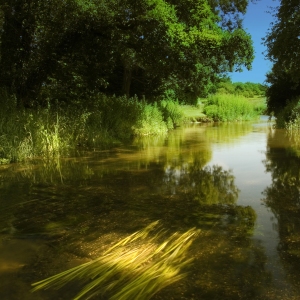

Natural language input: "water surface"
[1,117,300,299]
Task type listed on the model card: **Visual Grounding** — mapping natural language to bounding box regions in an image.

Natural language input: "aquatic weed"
[31,221,199,300]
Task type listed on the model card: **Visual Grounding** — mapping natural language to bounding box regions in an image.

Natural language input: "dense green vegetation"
[264,0,300,131]
[0,0,268,163]
[0,0,254,107]
[214,77,266,98]
[0,90,186,163]
[0,87,266,164]
[203,93,264,122]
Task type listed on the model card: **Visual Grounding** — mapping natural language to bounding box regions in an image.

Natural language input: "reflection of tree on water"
[164,163,239,205]
[263,130,300,291]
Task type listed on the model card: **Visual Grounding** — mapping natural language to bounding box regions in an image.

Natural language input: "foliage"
[216,77,266,98]
[264,0,300,85]
[276,98,300,132]
[90,94,143,140]
[252,100,267,115]
[31,221,199,300]
[203,93,259,121]
[0,0,254,106]
[265,70,300,116]
[264,0,300,122]
[180,104,207,122]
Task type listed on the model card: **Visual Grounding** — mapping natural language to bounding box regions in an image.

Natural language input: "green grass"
[0,91,186,163]
[203,94,261,122]
[0,89,266,164]
[248,96,267,114]
[180,96,266,123]
[31,221,199,300]
[181,105,207,122]
[132,102,168,136]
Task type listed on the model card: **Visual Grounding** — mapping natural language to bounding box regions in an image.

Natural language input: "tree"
[265,69,300,115]
[264,0,300,115]
[0,0,255,106]
[265,0,300,83]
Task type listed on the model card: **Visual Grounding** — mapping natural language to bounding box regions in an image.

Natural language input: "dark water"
[1,117,300,299]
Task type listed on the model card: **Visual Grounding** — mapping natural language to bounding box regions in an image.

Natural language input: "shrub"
[253,102,267,115]
[203,105,219,121]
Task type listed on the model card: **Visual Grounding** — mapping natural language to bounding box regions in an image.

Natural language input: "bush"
[253,102,267,115]
[90,94,143,140]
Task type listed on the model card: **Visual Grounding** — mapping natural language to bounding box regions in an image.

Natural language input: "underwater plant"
[31,221,199,300]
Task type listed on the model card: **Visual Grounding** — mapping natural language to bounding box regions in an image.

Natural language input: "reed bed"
[31,221,199,300]
[204,93,259,122]
[0,89,185,163]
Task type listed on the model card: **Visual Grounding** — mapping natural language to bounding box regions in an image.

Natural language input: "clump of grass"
[158,99,185,128]
[203,93,259,122]
[133,103,168,135]
[31,221,199,300]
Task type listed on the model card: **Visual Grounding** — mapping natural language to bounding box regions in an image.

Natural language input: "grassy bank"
[0,91,184,164]
[203,94,265,122]
[0,90,265,164]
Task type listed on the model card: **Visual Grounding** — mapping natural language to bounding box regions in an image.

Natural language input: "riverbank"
[0,92,266,164]
[182,95,266,123]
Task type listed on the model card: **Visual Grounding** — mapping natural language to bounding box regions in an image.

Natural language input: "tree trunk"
[122,66,132,98]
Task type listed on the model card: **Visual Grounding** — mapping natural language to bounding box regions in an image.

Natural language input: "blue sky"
[229,0,279,84]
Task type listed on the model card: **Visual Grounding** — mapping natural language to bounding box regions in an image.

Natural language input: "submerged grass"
[31,221,199,300]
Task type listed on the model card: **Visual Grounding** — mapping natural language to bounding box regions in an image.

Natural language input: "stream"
[1,116,300,299]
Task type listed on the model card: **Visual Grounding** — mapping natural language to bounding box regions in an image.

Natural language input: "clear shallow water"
[1,117,300,299]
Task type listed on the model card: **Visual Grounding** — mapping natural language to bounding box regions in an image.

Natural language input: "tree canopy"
[264,0,300,115]
[215,77,266,97]
[0,0,255,107]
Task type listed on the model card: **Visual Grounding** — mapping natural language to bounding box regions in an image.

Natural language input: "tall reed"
[204,93,259,122]
[0,91,182,163]
[132,102,168,136]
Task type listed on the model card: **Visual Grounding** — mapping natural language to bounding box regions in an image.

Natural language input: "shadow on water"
[0,122,298,299]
